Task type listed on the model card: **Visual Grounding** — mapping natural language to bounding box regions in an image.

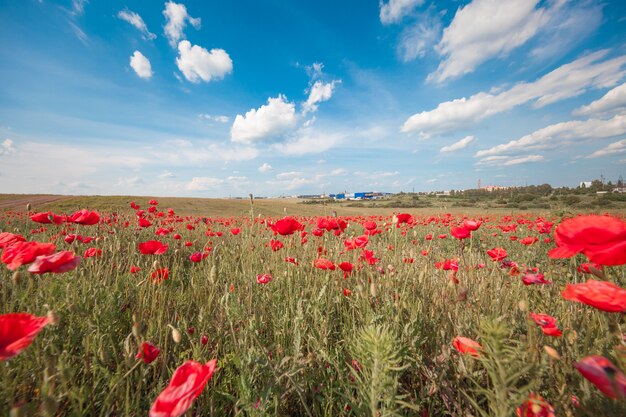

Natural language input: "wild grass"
[1,200,625,416]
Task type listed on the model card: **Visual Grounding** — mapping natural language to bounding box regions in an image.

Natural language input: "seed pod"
[132,322,141,338]
[46,310,60,326]
[543,345,560,360]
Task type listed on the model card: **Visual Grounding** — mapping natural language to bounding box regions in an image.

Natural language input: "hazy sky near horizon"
[1,0,625,197]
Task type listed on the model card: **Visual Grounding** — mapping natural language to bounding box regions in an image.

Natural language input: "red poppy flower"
[463,219,482,231]
[452,336,481,357]
[28,251,81,274]
[149,199,158,206]
[516,393,555,417]
[149,359,216,417]
[230,228,241,235]
[520,236,539,245]
[548,215,626,266]
[396,213,413,224]
[561,279,626,313]
[139,218,152,228]
[151,268,169,283]
[529,313,562,337]
[574,355,626,399]
[256,274,272,284]
[69,209,100,226]
[425,233,433,241]
[270,217,304,236]
[487,247,507,261]
[0,232,26,249]
[30,212,66,225]
[136,341,160,364]
[450,226,471,240]
[155,228,170,236]
[270,239,284,252]
[83,247,102,258]
[577,262,604,278]
[139,240,169,255]
[314,258,335,270]
[0,313,49,360]
[360,249,379,265]
[1,241,56,270]
[130,265,142,274]
[344,235,369,250]
[189,252,207,263]
[285,256,298,265]
[521,273,551,286]
[338,261,353,273]
[343,288,352,297]
[362,221,377,230]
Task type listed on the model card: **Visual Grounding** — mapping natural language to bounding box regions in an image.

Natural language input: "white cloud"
[587,139,626,158]
[403,50,626,135]
[276,128,344,156]
[0,139,16,155]
[163,1,200,47]
[574,82,626,116]
[306,62,324,80]
[116,176,143,187]
[276,171,304,180]
[186,177,224,191]
[258,163,272,173]
[303,80,339,114]
[440,135,475,153]
[476,112,626,158]
[428,0,552,83]
[118,9,156,40]
[130,51,153,79]
[199,114,230,123]
[158,171,176,179]
[71,0,88,16]
[477,155,544,167]
[176,40,233,83]
[380,0,424,25]
[397,15,441,62]
[231,95,297,143]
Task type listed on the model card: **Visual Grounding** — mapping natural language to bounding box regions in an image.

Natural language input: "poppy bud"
[543,345,560,360]
[171,327,182,343]
[370,282,377,298]
[152,260,159,269]
[210,265,217,283]
[26,203,31,212]
[132,322,141,338]
[46,310,59,326]
[12,270,22,285]
[518,300,527,312]
[201,335,208,346]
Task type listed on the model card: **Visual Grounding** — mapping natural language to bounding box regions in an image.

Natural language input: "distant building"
[579,181,592,188]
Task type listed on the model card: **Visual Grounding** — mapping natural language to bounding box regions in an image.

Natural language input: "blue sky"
[1,0,625,197]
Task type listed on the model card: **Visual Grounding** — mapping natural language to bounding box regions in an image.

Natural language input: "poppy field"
[1,199,625,416]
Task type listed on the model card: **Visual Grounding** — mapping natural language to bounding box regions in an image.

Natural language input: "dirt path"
[0,195,72,210]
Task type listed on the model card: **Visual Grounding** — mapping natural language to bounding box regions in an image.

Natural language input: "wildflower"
[1,241,56,270]
[562,279,626,313]
[0,313,49,361]
[138,240,169,255]
[69,209,100,225]
[529,313,562,337]
[136,341,160,364]
[516,393,555,417]
[548,215,626,266]
[487,247,507,261]
[28,251,81,274]
[452,336,481,357]
[314,258,335,270]
[256,274,272,284]
[575,355,626,399]
[149,360,217,417]
[151,268,169,283]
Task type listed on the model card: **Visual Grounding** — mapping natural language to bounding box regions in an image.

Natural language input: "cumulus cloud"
[186,177,224,191]
[440,135,475,153]
[475,112,626,158]
[587,139,626,158]
[176,40,233,83]
[130,51,153,79]
[0,139,16,155]
[303,80,339,114]
[477,155,544,167]
[428,0,552,83]
[574,82,626,116]
[276,128,344,156]
[403,50,626,135]
[258,163,272,173]
[163,1,200,47]
[199,114,230,123]
[230,95,297,144]
[118,9,156,40]
[380,0,424,25]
